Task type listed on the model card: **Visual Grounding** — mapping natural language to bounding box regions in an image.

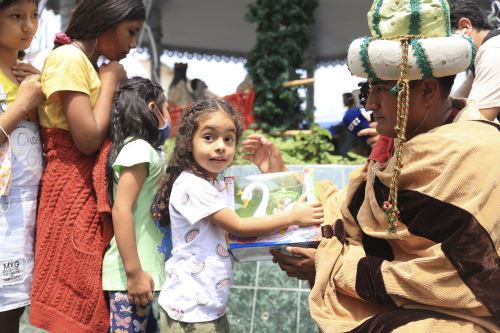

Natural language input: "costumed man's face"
[366,80,429,138]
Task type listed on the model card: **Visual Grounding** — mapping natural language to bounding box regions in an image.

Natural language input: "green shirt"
[102,139,165,291]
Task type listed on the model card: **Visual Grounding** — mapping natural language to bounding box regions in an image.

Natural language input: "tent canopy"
[46,0,495,64]
[159,0,373,64]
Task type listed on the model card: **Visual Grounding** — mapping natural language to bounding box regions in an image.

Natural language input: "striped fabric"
[309,100,500,333]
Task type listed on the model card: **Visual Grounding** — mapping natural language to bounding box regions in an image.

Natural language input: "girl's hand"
[11,63,40,83]
[98,61,127,85]
[126,270,154,307]
[12,74,44,116]
[289,194,324,226]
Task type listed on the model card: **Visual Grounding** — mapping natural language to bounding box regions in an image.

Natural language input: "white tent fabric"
[159,0,373,64]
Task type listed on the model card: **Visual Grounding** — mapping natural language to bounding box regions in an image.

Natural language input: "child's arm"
[61,61,126,155]
[0,75,43,144]
[210,194,323,237]
[112,162,154,307]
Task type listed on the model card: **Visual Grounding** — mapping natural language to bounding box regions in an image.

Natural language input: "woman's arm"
[210,195,323,236]
[112,162,154,307]
[0,75,43,143]
[61,61,126,155]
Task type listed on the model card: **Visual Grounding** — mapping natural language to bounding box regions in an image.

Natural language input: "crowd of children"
[0,1,324,332]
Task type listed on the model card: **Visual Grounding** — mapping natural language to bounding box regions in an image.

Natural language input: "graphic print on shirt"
[0,256,27,287]
[191,261,206,275]
[169,307,184,321]
[216,278,231,289]
[195,292,210,305]
[185,228,200,243]
[180,192,190,205]
[167,271,179,281]
[11,122,42,179]
[216,244,229,259]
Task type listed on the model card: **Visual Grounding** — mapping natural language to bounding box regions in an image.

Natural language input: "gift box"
[224,168,320,262]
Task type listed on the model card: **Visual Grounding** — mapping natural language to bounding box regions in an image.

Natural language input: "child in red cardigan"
[30,1,145,332]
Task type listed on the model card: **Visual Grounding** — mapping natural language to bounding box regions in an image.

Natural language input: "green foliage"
[245,0,318,133]
[163,125,366,167]
[293,124,334,164]
[232,128,367,166]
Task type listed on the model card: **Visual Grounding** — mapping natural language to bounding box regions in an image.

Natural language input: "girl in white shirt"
[153,99,324,332]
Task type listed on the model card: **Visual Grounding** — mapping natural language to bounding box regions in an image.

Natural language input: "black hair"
[358,81,370,107]
[342,93,354,107]
[154,99,243,227]
[57,0,145,46]
[449,0,493,30]
[436,75,456,97]
[106,77,165,203]
[409,75,456,98]
[0,0,38,10]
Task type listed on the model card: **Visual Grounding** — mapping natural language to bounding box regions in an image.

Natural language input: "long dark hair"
[154,100,243,226]
[106,77,165,203]
[56,0,145,46]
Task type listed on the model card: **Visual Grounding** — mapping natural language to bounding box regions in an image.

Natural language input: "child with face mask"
[103,77,171,333]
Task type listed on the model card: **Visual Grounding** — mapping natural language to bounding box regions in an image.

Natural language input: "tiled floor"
[228,261,317,333]
[21,265,316,333]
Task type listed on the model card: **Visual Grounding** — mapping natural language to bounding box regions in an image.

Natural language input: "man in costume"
[242,0,499,331]
[313,0,500,330]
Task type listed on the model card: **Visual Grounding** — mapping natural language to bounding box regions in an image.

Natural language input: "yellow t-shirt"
[38,44,101,130]
[0,66,38,122]
[0,69,18,106]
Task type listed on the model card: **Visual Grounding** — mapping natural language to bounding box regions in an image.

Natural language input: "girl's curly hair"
[153,99,242,227]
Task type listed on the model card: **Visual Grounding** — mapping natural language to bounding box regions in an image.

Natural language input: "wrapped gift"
[224,168,320,262]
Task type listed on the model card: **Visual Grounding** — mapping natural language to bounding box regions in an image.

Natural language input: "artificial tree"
[245,0,318,133]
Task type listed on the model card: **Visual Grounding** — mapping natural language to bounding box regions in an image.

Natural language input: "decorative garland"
[459,34,477,71]
[372,0,384,38]
[409,0,421,36]
[411,38,434,79]
[440,0,452,36]
[360,37,380,81]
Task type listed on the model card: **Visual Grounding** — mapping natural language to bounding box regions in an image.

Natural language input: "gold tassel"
[383,36,413,233]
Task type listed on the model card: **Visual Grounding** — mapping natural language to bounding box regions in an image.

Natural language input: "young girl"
[154,100,324,332]
[0,1,44,332]
[31,1,146,332]
[103,77,170,333]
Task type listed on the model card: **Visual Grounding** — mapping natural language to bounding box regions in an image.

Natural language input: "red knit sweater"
[30,129,113,333]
